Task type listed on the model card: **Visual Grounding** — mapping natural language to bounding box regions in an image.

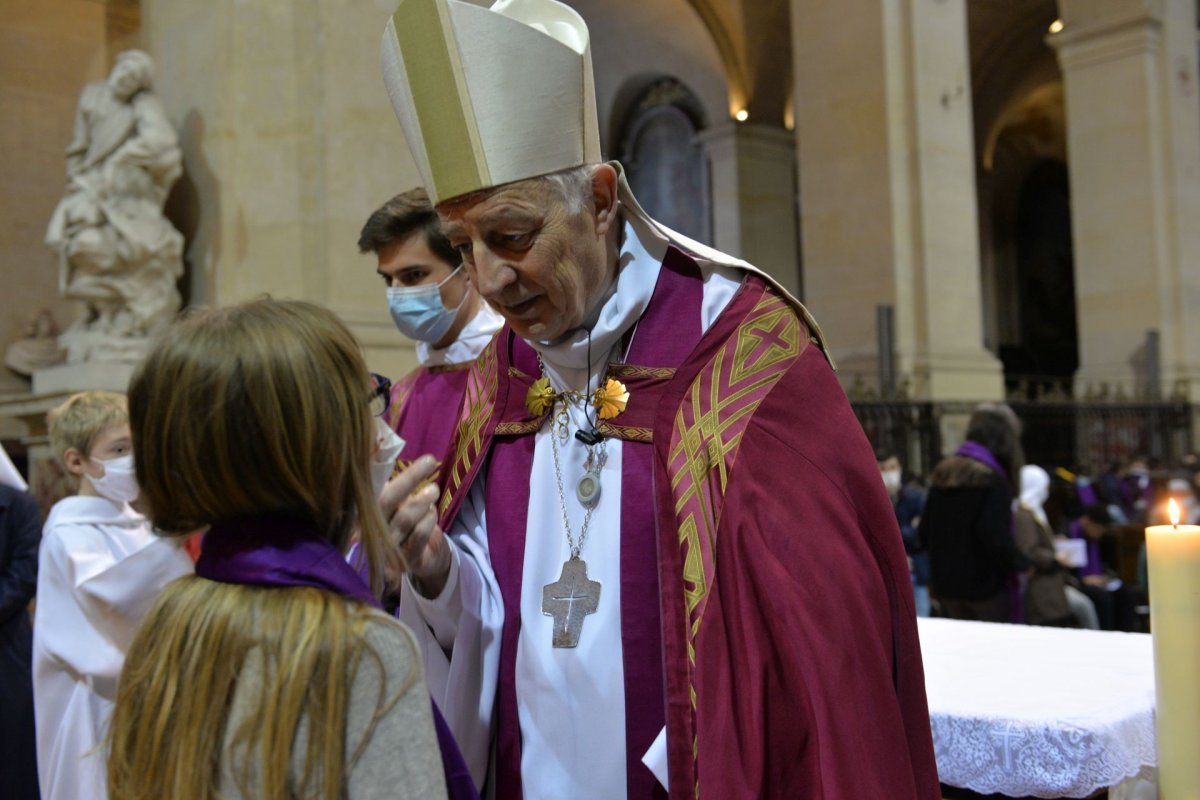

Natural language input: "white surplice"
[416,303,504,367]
[399,217,741,799]
[32,496,194,800]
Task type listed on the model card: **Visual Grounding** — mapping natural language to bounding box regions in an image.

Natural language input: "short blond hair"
[47,391,128,464]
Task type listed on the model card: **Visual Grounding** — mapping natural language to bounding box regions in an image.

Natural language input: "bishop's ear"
[590,163,619,236]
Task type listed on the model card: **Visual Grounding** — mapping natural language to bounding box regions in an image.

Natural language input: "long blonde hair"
[108,580,416,799]
[109,298,409,799]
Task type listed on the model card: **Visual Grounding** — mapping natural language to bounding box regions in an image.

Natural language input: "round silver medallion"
[576,471,601,506]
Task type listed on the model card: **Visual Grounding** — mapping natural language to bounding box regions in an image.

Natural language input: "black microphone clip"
[574,428,605,446]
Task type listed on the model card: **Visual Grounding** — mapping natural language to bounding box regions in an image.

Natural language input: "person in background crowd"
[1179,452,1200,524]
[34,391,194,799]
[0,444,41,800]
[880,451,930,617]
[1180,451,1199,501]
[1015,465,1099,629]
[1167,476,1199,525]
[920,405,1030,623]
[1068,504,1138,631]
[1116,455,1153,523]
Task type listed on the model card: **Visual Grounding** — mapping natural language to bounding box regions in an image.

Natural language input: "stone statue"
[44,50,184,362]
[4,308,66,377]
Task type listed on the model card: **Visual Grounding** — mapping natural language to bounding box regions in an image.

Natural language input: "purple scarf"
[954,442,1024,624]
[196,517,479,800]
[955,440,1008,485]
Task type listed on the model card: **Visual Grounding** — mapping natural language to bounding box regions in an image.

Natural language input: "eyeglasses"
[369,373,392,418]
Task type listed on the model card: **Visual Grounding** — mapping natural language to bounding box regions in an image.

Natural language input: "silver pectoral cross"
[541,558,601,648]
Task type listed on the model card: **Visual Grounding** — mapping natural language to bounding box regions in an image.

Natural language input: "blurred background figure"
[879,451,930,617]
[1167,476,1199,525]
[0,445,41,800]
[920,406,1030,623]
[1068,504,1138,631]
[1015,465,1098,629]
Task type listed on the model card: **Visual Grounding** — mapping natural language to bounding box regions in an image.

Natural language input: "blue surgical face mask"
[386,265,466,343]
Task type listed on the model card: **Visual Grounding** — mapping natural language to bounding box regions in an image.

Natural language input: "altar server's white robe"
[32,496,193,800]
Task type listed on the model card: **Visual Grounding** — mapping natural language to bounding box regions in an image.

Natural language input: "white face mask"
[881,468,902,494]
[90,453,140,504]
[370,418,406,498]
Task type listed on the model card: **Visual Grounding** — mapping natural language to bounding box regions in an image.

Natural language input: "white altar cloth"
[918,617,1157,798]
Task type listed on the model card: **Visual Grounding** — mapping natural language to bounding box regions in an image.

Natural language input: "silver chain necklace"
[549,416,606,558]
[538,354,604,648]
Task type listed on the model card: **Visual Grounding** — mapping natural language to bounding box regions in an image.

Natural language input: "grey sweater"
[218,610,449,800]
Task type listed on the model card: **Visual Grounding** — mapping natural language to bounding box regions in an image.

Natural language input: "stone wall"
[0,0,111,396]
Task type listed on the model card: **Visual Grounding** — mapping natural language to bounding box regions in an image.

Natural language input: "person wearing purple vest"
[358,189,503,477]
[105,299,477,800]
[377,1,940,798]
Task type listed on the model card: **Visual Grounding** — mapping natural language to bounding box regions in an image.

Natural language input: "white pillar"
[791,0,1003,401]
[1051,0,1200,401]
[701,121,802,297]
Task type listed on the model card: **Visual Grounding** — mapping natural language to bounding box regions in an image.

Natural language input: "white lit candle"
[1146,498,1200,798]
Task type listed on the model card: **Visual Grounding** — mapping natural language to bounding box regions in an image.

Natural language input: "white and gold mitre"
[381,0,602,205]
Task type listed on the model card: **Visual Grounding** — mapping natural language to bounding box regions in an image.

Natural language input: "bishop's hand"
[378,454,452,598]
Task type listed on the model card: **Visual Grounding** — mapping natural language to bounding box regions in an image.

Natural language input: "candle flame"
[1169,498,1180,526]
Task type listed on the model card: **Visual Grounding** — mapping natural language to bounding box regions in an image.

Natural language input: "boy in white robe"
[32,391,193,800]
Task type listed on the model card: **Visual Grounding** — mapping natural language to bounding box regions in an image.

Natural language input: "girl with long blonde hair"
[106,298,465,800]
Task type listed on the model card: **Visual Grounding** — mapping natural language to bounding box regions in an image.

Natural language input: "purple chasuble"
[437,253,942,798]
[196,517,479,800]
[483,248,704,798]
[387,365,474,470]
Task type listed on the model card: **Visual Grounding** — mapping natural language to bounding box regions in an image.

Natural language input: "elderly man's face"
[438,175,612,342]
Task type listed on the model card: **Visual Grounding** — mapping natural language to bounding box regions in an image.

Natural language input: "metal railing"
[851,397,1193,476]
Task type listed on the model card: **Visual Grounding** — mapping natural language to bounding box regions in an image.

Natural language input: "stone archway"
[976,81,1073,396]
[1006,159,1078,390]
[618,78,711,244]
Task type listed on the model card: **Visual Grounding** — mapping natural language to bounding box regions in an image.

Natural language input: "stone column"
[700,121,802,297]
[1051,0,1200,405]
[791,0,1003,401]
[141,0,425,375]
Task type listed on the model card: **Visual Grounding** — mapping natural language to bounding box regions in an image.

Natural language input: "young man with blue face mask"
[358,189,503,478]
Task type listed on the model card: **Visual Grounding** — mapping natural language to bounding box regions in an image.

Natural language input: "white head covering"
[1169,477,1200,525]
[1020,464,1050,527]
[0,443,28,491]
[380,0,602,204]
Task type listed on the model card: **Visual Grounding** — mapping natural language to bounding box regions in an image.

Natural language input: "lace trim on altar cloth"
[932,714,1157,798]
